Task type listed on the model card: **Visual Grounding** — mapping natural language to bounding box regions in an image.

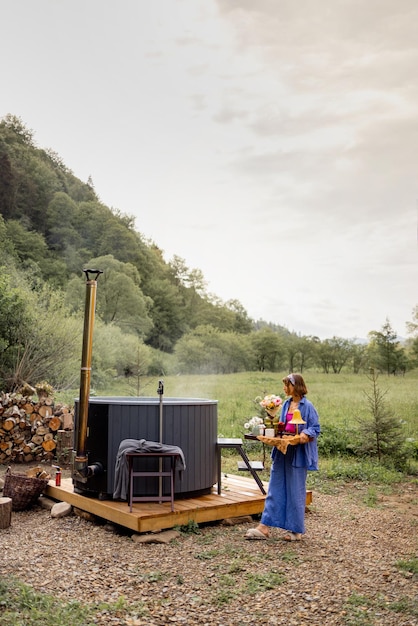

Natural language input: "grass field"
[59,370,418,439]
[57,370,418,483]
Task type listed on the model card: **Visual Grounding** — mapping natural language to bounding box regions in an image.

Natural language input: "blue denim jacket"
[271,396,320,470]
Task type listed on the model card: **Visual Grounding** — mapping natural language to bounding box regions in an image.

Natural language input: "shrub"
[317,424,357,457]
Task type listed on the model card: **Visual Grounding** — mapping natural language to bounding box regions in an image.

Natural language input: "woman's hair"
[282,373,308,397]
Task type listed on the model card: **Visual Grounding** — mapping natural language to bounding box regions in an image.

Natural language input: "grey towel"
[113,438,186,500]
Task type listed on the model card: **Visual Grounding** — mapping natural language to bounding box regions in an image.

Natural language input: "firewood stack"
[0,392,74,464]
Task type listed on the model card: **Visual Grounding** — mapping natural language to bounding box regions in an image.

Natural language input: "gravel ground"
[0,465,417,626]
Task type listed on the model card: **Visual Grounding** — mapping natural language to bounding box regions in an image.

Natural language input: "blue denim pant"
[261,447,308,534]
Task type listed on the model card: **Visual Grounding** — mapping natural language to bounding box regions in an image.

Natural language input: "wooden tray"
[257,434,301,455]
[257,434,300,446]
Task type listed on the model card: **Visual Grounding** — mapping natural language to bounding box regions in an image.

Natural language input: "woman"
[245,373,320,541]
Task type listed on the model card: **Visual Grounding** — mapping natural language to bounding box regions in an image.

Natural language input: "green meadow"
[71,370,418,439]
[58,370,418,484]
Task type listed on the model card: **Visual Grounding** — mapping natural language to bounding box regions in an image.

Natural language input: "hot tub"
[73,396,218,500]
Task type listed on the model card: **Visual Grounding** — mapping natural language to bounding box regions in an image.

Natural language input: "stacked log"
[55,429,74,468]
[0,392,74,465]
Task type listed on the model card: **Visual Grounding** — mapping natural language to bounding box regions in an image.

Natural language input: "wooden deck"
[45,474,268,533]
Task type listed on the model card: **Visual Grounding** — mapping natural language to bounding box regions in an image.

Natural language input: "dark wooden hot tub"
[73,396,218,500]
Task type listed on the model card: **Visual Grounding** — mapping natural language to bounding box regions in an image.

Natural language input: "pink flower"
[259,394,282,411]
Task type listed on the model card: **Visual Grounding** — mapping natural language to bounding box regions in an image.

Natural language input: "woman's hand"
[299,432,309,444]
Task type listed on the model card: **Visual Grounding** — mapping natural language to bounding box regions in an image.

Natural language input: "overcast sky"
[2,0,417,340]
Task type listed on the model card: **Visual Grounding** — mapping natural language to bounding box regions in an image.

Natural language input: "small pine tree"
[354,369,406,469]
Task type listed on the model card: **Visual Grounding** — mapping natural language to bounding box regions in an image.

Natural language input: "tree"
[121,339,153,396]
[46,192,80,249]
[0,152,14,216]
[297,335,320,372]
[406,305,418,367]
[6,219,49,265]
[354,369,407,469]
[224,299,253,334]
[351,342,368,374]
[87,322,153,389]
[174,333,206,373]
[250,328,284,371]
[74,200,113,257]
[0,116,63,231]
[145,277,188,351]
[0,271,82,391]
[97,219,143,266]
[168,256,211,329]
[406,305,418,336]
[7,288,82,391]
[368,319,405,375]
[174,325,252,374]
[282,333,318,373]
[0,215,17,264]
[0,114,35,146]
[189,294,252,335]
[317,336,354,374]
[169,256,207,295]
[65,255,153,338]
[4,219,69,288]
[0,270,32,389]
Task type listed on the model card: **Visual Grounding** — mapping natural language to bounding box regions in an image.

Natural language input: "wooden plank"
[237,461,264,471]
[45,475,268,533]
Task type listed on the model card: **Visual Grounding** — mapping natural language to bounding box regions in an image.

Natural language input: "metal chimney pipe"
[73,268,102,481]
[157,380,164,498]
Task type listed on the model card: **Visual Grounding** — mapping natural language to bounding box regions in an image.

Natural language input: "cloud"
[2,0,416,340]
[213,107,249,123]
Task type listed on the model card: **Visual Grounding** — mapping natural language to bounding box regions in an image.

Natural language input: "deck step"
[237,461,264,471]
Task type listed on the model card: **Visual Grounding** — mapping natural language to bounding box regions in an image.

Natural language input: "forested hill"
[0,115,411,390]
[0,114,259,349]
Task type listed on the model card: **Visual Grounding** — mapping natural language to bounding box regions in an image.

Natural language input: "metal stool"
[126,451,180,512]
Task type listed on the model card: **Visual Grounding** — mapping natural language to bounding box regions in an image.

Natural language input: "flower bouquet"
[257,394,283,435]
[244,415,264,435]
[258,394,282,417]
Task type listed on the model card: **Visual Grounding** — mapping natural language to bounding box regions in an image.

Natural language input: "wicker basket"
[3,467,49,511]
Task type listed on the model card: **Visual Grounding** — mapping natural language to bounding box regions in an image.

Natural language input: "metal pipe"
[73,268,102,482]
[157,380,164,499]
